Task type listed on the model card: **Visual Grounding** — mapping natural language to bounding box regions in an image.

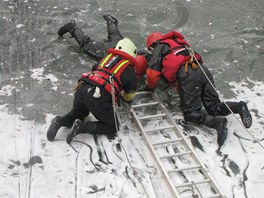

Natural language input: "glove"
[120,96,133,109]
[138,84,153,92]
[122,98,133,107]
[137,50,151,61]
[122,92,135,103]
[58,20,76,36]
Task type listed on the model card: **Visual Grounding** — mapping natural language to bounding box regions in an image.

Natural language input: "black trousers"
[176,64,233,124]
[72,23,123,61]
[60,83,117,134]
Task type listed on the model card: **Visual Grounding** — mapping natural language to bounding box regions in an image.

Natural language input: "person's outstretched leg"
[224,101,252,128]
[58,20,105,60]
[103,14,123,41]
[58,20,77,36]
[205,100,252,128]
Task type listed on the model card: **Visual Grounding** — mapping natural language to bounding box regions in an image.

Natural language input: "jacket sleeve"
[146,68,161,89]
[120,65,138,102]
[137,50,151,62]
[146,44,165,89]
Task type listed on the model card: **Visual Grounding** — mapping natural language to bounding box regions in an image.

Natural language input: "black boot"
[204,115,228,146]
[66,119,84,144]
[58,20,76,36]
[103,14,122,41]
[103,14,118,25]
[66,120,101,143]
[227,101,252,128]
[47,116,63,141]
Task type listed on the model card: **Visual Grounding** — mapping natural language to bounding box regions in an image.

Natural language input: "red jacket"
[147,31,202,89]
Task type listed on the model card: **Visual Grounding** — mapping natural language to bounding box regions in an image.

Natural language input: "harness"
[77,47,137,100]
[160,31,202,82]
[86,53,130,96]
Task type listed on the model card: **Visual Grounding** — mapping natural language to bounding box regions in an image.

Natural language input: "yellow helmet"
[115,38,137,58]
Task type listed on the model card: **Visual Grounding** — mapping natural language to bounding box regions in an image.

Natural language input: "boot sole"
[217,118,228,146]
[47,117,62,141]
[240,104,252,128]
[66,119,82,144]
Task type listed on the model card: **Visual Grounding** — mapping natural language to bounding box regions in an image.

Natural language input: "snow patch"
[0,85,17,96]
[30,68,58,90]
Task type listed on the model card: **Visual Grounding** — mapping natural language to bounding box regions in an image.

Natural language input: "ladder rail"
[129,91,226,198]
[130,107,181,198]
[152,92,226,198]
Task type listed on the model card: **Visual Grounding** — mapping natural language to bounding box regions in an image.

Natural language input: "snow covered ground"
[0,76,264,198]
[0,0,263,197]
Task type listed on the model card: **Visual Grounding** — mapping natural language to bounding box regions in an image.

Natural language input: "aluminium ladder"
[129,91,226,198]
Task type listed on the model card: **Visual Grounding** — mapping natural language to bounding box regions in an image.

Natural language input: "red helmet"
[146,32,163,49]
[135,55,147,78]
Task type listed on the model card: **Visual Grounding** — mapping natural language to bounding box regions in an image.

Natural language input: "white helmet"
[115,38,137,58]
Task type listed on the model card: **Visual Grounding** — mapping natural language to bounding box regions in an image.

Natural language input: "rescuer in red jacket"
[47,38,138,143]
[140,31,252,147]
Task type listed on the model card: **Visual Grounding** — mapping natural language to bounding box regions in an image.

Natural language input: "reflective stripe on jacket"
[81,48,137,96]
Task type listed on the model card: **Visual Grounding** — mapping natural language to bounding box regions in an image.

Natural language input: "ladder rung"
[130,92,225,197]
[144,125,174,133]
[132,102,159,108]
[138,113,166,120]
[152,138,183,146]
[175,179,211,188]
[160,151,192,159]
[136,91,152,95]
[206,194,221,198]
[167,165,201,173]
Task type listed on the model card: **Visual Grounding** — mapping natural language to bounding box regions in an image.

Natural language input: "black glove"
[137,50,151,62]
[58,20,76,37]
[138,84,153,92]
